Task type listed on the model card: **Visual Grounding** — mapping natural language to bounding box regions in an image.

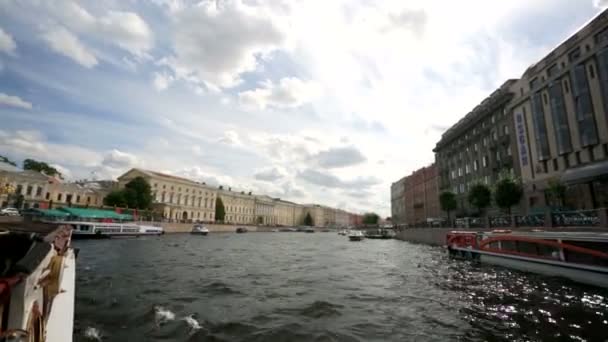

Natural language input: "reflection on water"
[74,233,608,341]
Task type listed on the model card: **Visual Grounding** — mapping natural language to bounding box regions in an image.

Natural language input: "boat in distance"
[236,227,248,233]
[191,225,209,235]
[1,224,76,341]
[60,221,164,239]
[447,230,608,288]
[348,230,365,241]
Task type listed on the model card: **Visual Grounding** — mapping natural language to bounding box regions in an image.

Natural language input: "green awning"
[26,208,70,217]
[58,207,133,220]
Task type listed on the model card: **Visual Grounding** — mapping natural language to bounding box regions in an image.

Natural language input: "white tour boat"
[447,230,608,288]
[0,224,76,342]
[191,225,209,235]
[62,221,164,239]
[348,230,365,241]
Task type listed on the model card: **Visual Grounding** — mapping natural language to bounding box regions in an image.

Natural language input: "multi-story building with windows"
[254,195,276,225]
[434,80,522,216]
[219,189,255,224]
[510,10,608,210]
[118,168,217,222]
[390,176,407,225]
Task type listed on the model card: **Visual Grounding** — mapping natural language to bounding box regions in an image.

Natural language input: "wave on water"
[298,300,344,318]
[183,315,202,331]
[154,306,176,325]
[84,327,102,341]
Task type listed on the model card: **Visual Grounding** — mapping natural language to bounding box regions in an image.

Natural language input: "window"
[572,63,599,147]
[474,143,478,151]
[26,185,32,196]
[483,137,488,146]
[458,168,462,177]
[35,187,42,197]
[529,77,540,90]
[586,44,591,52]
[596,27,608,45]
[542,160,548,173]
[568,47,581,62]
[16,185,22,194]
[547,64,558,77]
[465,164,470,174]
[57,193,62,201]
[491,115,495,124]
[589,64,596,79]
[549,80,573,155]
[531,92,551,160]
[459,184,465,193]
[45,192,50,200]
[87,196,91,203]
[154,183,158,188]
[553,159,559,171]
[507,147,512,156]
[517,241,538,255]
[482,156,488,168]
[451,170,456,179]
[492,131,498,140]
[503,125,509,135]
[501,240,517,252]
[496,150,501,162]
[473,160,479,171]
[564,155,570,168]
[66,194,72,203]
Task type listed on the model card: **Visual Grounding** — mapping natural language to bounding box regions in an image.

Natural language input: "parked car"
[0,207,20,216]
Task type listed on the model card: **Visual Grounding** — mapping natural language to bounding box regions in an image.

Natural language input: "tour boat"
[446,230,608,288]
[191,225,209,235]
[0,225,76,342]
[365,229,395,239]
[348,230,365,241]
[62,221,164,239]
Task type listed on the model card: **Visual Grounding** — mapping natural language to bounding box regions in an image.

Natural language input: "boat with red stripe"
[446,230,608,288]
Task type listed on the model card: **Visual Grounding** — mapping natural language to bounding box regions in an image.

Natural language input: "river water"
[73,233,608,342]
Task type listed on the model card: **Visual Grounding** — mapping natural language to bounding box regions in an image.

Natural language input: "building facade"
[398,164,442,226]
[434,80,522,216]
[254,195,276,225]
[390,176,407,225]
[510,10,608,211]
[219,189,255,224]
[118,168,217,222]
[0,168,111,209]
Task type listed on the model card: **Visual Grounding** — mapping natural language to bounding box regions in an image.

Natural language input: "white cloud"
[311,146,367,169]
[298,168,381,189]
[0,27,17,56]
[217,130,242,145]
[101,149,140,169]
[153,72,174,91]
[172,166,234,187]
[239,77,321,110]
[168,0,289,89]
[594,0,608,8]
[96,11,153,56]
[42,27,98,68]
[254,165,287,181]
[0,93,32,109]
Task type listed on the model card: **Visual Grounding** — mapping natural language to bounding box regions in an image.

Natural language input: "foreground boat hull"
[72,232,162,239]
[191,231,208,236]
[449,247,608,288]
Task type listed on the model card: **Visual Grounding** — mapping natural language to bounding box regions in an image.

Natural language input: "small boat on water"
[304,228,315,233]
[236,227,248,233]
[348,230,365,241]
[365,229,395,239]
[338,230,347,236]
[64,221,164,239]
[0,224,76,341]
[447,230,608,288]
[191,225,209,235]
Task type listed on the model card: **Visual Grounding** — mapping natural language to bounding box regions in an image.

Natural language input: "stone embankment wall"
[395,226,608,246]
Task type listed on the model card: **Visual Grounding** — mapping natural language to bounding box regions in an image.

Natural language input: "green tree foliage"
[304,212,314,226]
[215,196,226,222]
[0,155,16,166]
[103,190,127,207]
[124,177,153,209]
[23,159,62,178]
[468,183,492,215]
[494,178,523,214]
[439,191,457,223]
[362,212,380,225]
[102,177,152,209]
[546,178,567,208]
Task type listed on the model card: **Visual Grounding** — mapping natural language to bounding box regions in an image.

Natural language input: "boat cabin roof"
[485,231,608,243]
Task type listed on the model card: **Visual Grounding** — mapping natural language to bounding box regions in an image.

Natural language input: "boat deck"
[486,231,608,242]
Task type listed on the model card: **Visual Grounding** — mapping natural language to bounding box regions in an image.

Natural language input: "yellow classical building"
[218,189,255,224]
[118,168,217,222]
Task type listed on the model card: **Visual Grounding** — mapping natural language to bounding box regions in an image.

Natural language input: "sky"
[0,0,605,216]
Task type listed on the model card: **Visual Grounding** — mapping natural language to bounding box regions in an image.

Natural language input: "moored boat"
[348,230,365,241]
[446,230,608,288]
[236,227,248,233]
[0,224,76,342]
[63,221,164,239]
[191,225,209,235]
[304,227,315,233]
[364,229,395,239]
